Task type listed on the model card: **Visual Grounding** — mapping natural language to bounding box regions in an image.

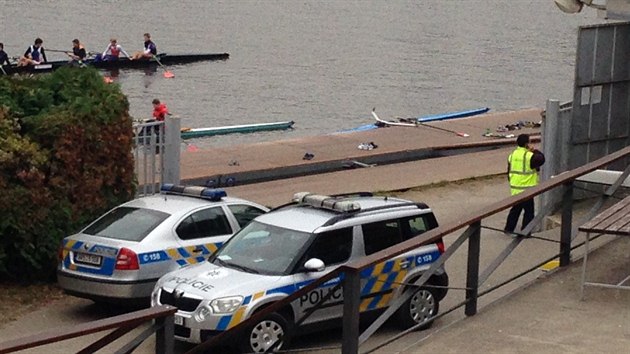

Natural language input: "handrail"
[0,305,177,354]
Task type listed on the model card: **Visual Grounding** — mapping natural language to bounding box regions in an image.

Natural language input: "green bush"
[0,68,135,282]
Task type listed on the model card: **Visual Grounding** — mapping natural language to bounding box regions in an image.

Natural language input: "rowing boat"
[416,107,489,123]
[339,107,489,133]
[0,53,229,75]
[181,121,295,139]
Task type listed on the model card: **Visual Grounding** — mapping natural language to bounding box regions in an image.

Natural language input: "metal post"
[541,99,560,183]
[163,116,181,185]
[342,270,361,354]
[560,182,574,266]
[465,221,481,316]
[155,315,174,354]
[558,104,572,173]
[580,232,591,300]
[540,100,561,217]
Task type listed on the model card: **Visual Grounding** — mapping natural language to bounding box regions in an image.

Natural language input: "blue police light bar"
[160,184,227,201]
[200,188,227,201]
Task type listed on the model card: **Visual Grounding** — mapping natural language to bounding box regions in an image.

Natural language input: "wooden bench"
[578,195,630,299]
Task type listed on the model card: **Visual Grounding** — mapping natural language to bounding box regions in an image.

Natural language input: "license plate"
[174,315,184,326]
[74,253,102,266]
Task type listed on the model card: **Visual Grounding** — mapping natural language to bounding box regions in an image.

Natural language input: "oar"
[153,55,174,78]
[393,114,469,137]
[373,109,469,137]
[417,122,470,137]
[182,140,199,152]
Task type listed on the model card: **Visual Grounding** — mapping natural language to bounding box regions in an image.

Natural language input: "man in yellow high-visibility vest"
[504,134,545,236]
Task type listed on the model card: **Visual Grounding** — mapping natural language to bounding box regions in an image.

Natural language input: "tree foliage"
[0,68,135,281]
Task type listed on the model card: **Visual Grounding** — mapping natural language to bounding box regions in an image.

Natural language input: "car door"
[172,206,234,268]
[358,214,438,312]
[290,227,353,325]
[358,218,408,312]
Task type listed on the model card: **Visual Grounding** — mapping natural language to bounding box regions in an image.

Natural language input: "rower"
[17,38,47,67]
[152,98,170,121]
[0,43,10,66]
[131,33,157,60]
[67,39,87,65]
[102,38,131,61]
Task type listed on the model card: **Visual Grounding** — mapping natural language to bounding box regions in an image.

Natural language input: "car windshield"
[212,221,313,275]
[83,207,170,241]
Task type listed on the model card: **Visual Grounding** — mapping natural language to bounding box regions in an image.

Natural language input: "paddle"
[48,48,87,67]
[417,121,470,138]
[153,55,174,78]
[45,48,71,53]
[182,140,199,152]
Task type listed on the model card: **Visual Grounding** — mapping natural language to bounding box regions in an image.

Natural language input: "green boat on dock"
[180,120,295,139]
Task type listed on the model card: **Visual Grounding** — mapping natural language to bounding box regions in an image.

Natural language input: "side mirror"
[303,258,325,272]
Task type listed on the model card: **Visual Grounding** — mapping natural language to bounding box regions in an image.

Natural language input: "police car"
[57,184,269,304]
[151,192,449,352]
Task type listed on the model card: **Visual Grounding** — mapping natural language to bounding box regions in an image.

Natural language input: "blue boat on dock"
[416,107,489,123]
[338,107,490,133]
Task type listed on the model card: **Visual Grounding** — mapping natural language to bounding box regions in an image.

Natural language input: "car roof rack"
[330,192,374,198]
[322,202,426,226]
[272,191,376,211]
[160,184,227,202]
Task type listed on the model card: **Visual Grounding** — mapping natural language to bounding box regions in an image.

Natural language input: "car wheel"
[240,312,291,353]
[396,286,439,330]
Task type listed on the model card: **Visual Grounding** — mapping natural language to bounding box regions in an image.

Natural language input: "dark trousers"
[504,198,535,233]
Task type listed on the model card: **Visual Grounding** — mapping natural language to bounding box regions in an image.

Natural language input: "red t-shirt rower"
[152,99,169,121]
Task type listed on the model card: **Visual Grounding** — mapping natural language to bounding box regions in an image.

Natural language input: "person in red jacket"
[152,99,169,121]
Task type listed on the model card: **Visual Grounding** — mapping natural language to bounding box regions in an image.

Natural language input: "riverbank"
[180,108,542,187]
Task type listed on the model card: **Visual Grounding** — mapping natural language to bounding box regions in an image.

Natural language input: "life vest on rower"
[30,46,41,62]
[153,103,169,121]
[109,45,120,57]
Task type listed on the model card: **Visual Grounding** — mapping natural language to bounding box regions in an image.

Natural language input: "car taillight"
[436,239,445,254]
[116,248,139,270]
[58,244,64,262]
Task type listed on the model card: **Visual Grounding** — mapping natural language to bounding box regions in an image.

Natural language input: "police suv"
[57,185,269,304]
[151,192,449,352]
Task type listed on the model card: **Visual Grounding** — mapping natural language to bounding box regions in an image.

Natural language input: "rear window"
[83,207,170,241]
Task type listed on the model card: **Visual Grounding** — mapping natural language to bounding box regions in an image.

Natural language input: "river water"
[0,0,604,147]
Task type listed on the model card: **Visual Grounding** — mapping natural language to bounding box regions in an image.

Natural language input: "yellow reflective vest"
[508,147,538,195]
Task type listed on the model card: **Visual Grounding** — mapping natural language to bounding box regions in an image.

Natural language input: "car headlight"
[194,305,212,322]
[210,296,243,314]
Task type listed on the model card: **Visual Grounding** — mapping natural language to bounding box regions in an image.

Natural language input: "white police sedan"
[57,184,268,305]
[152,192,448,352]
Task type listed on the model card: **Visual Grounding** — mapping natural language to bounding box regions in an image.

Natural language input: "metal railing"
[132,116,181,196]
[0,305,177,354]
[186,145,630,354]
[133,120,165,196]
